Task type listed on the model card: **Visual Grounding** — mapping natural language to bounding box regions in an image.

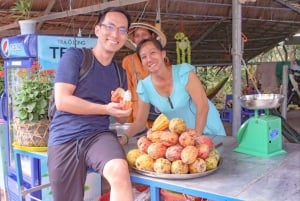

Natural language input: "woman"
[125,38,226,138]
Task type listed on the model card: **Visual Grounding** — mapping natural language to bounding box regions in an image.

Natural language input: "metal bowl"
[240,94,284,109]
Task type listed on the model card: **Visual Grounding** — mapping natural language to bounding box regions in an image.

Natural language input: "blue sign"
[37,35,96,69]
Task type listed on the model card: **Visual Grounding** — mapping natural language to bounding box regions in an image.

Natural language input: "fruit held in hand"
[111,87,125,103]
[111,87,132,110]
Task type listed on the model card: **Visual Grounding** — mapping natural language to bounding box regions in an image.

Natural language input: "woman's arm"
[186,71,209,135]
[125,99,150,138]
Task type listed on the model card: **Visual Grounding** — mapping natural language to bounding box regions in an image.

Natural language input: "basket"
[160,189,206,201]
[14,118,49,147]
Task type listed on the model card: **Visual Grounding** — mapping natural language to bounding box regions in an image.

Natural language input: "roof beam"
[0,0,147,33]
[275,0,300,14]
[36,0,57,30]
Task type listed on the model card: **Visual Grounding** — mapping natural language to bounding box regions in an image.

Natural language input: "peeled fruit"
[189,158,206,173]
[153,158,171,174]
[169,118,187,134]
[135,154,154,171]
[111,87,125,103]
[160,131,179,146]
[137,136,152,153]
[111,87,132,110]
[171,160,189,174]
[181,146,198,164]
[147,130,165,143]
[205,156,219,171]
[196,143,210,159]
[147,142,167,159]
[152,113,169,131]
[179,131,195,147]
[195,135,214,151]
[165,144,183,162]
[126,149,144,167]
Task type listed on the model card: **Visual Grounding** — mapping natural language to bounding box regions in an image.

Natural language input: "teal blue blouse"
[137,63,226,136]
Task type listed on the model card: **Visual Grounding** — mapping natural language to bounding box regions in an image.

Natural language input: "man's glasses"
[100,24,128,35]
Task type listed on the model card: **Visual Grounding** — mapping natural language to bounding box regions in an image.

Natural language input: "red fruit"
[179,131,195,147]
[196,143,210,159]
[160,131,179,146]
[137,136,152,153]
[165,144,183,161]
[195,135,214,151]
[147,142,167,159]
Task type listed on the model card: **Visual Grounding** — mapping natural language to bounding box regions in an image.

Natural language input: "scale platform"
[234,94,286,158]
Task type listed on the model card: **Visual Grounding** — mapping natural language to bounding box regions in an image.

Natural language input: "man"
[48,7,133,201]
[122,22,167,127]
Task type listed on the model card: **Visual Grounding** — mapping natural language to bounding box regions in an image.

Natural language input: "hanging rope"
[155,0,161,30]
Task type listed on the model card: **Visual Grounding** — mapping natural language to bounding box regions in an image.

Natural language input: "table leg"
[14,150,25,201]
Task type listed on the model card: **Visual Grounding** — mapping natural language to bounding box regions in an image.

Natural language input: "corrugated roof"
[0,0,300,65]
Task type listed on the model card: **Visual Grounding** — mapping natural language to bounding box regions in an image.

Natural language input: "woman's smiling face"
[139,41,166,72]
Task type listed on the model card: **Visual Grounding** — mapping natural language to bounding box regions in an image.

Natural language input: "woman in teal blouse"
[125,38,226,138]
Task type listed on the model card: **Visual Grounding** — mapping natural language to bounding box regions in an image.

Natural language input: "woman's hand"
[118,134,129,145]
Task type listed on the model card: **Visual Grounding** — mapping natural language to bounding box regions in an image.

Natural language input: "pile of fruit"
[126,114,221,174]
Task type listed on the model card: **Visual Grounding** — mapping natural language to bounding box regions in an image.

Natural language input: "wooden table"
[14,135,300,201]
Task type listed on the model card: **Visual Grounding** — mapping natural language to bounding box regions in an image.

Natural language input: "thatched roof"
[0,0,300,65]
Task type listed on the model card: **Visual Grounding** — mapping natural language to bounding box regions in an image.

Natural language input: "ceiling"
[0,0,300,66]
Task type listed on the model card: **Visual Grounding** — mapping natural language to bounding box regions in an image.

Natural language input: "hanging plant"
[174,32,191,64]
[11,0,33,20]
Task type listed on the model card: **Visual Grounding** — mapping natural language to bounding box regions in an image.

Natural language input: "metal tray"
[240,94,284,110]
[132,158,222,180]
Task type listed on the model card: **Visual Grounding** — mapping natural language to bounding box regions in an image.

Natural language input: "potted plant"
[13,61,54,147]
[11,0,36,34]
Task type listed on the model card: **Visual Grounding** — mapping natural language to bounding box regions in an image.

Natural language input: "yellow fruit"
[135,154,154,172]
[169,118,186,134]
[189,158,206,173]
[152,113,169,131]
[209,148,220,162]
[171,160,189,174]
[153,158,171,173]
[126,149,144,168]
[205,156,219,171]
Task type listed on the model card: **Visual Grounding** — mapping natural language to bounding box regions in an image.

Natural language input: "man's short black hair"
[96,7,131,28]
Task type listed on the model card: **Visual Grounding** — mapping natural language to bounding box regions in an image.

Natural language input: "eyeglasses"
[100,23,128,35]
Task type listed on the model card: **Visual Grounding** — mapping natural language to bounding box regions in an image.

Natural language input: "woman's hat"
[125,22,167,51]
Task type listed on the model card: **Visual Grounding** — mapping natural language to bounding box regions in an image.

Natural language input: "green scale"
[234,94,286,158]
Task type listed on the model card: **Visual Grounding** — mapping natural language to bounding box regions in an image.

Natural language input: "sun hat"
[125,22,167,50]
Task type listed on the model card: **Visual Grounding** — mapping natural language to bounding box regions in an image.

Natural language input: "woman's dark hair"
[136,38,164,60]
[96,7,131,28]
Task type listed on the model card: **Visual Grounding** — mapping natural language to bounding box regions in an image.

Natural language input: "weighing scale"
[234,94,286,158]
